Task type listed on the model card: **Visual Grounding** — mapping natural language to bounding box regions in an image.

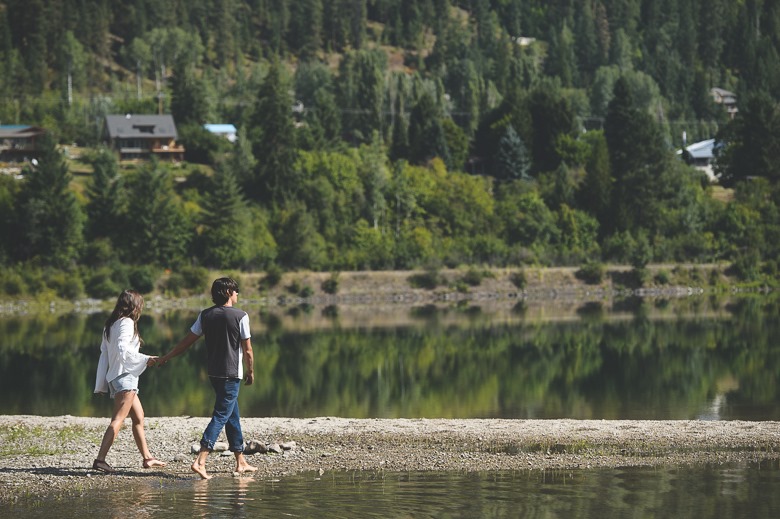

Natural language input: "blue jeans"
[201,377,244,453]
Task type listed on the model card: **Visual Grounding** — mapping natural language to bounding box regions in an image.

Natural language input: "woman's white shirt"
[94,317,150,393]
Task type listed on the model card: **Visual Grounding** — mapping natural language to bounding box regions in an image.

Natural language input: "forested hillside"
[1,0,780,299]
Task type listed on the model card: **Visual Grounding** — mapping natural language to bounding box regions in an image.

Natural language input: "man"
[159,277,257,479]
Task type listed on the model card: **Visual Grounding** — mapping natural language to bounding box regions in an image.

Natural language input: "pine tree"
[17,134,84,266]
[496,124,531,182]
[85,147,125,241]
[170,61,211,125]
[604,76,668,233]
[249,59,297,203]
[715,91,780,187]
[199,166,253,268]
[123,161,191,266]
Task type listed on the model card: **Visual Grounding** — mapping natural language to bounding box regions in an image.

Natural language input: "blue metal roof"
[204,124,237,133]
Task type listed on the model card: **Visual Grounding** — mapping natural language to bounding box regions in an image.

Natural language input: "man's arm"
[242,338,254,385]
[158,332,201,366]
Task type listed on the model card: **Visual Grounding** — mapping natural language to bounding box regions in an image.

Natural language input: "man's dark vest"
[201,305,246,378]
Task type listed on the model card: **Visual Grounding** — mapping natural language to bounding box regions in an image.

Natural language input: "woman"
[93,289,166,473]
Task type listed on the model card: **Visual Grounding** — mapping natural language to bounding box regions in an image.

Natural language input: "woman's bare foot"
[142,457,167,469]
[191,461,212,480]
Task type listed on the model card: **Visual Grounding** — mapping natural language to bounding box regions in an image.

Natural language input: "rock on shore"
[1,415,779,503]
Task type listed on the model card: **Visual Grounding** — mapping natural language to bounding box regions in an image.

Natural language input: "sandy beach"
[2,415,779,503]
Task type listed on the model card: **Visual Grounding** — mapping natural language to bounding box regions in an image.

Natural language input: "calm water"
[1,295,780,420]
[10,461,780,518]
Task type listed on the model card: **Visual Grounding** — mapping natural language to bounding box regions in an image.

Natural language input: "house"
[678,138,717,182]
[710,87,738,119]
[204,124,237,143]
[0,125,46,162]
[104,114,184,161]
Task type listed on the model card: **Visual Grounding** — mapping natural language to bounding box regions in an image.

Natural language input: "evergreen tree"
[123,161,191,266]
[528,83,575,174]
[496,124,531,182]
[85,147,125,241]
[16,134,84,266]
[249,59,298,203]
[408,89,450,165]
[578,130,612,228]
[604,77,669,234]
[170,61,211,125]
[338,49,387,144]
[288,0,322,59]
[715,91,780,187]
[198,166,253,268]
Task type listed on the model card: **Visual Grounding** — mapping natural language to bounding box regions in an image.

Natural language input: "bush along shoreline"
[0,263,774,315]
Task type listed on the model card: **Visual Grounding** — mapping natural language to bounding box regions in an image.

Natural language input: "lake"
[3,293,780,517]
[0,294,778,420]
[9,462,780,518]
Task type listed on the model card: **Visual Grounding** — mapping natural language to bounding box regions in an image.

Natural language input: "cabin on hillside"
[710,87,738,119]
[103,114,184,161]
[0,125,46,162]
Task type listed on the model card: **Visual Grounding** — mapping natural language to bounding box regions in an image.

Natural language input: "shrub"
[461,268,487,287]
[85,268,124,299]
[179,265,209,291]
[653,269,671,285]
[409,267,441,290]
[1,270,24,296]
[321,272,340,295]
[575,261,604,285]
[48,271,84,299]
[259,265,283,290]
[509,270,527,290]
[128,266,158,294]
[299,285,314,298]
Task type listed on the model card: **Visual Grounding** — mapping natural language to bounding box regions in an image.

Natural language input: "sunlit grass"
[0,424,99,457]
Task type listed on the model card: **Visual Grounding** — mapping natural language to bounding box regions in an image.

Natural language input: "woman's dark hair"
[211,277,239,305]
[104,289,144,341]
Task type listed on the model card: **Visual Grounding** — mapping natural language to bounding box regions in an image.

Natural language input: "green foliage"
[16,134,84,267]
[509,270,527,290]
[408,266,442,290]
[576,261,605,285]
[85,266,127,300]
[461,268,489,287]
[128,266,158,294]
[321,272,340,295]
[2,1,780,277]
[260,265,283,290]
[165,265,208,296]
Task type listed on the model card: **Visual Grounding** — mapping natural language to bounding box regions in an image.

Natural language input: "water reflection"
[2,295,780,420]
[10,462,780,518]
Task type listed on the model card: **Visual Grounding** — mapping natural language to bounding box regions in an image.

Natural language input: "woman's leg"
[128,396,151,458]
[128,397,166,468]
[96,390,135,462]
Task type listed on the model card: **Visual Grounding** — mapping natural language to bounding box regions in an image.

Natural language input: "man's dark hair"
[211,277,239,305]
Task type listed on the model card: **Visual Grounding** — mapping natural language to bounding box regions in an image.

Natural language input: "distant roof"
[105,114,178,139]
[0,125,46,138]
[683,139,716,160]
[204,124,237,133]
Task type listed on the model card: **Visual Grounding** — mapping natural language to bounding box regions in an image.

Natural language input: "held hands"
[147,355,170,368]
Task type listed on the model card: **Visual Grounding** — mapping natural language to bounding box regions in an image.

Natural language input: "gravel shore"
[2,415,779,503]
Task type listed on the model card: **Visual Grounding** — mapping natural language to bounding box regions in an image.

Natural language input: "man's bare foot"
[236,462,257,474]
[191,461,212,480]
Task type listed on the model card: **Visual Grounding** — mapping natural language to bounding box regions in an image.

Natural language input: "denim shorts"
[108,372,139,399]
